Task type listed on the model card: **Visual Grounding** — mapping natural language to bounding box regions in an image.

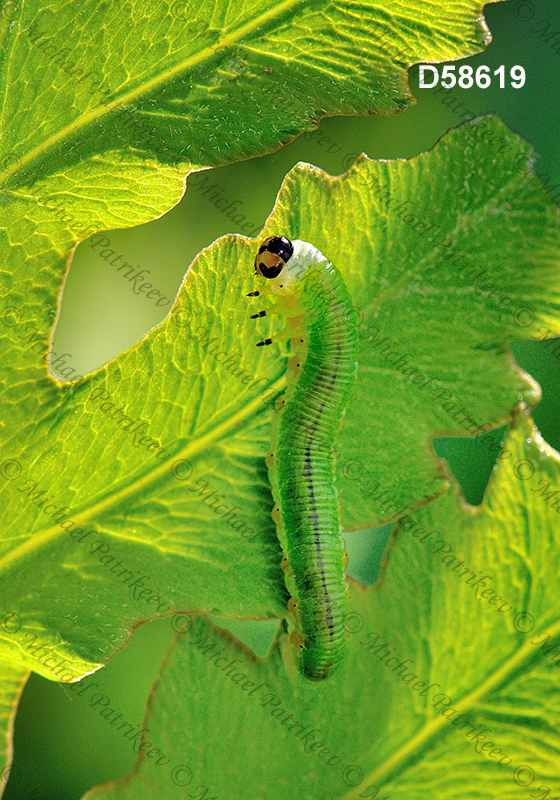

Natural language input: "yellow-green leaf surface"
[258,115,560,528]
[1,117,560,684]
[0,0,502,244]
[84,410,560,800]
[1,0,500,183]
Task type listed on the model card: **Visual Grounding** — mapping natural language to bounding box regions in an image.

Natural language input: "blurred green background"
[7,0,560,797]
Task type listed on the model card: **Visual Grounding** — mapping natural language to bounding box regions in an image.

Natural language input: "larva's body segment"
[253,238,358,680]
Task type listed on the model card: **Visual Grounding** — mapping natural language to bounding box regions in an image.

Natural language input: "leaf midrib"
[0,0,307,188]
[341,614,560,799]
[0,373,286,572]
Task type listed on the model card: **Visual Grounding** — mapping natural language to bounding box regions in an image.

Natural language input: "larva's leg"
[288,354,303,377]
[273,396,286,416]
[246,283,277,299]
[250,300,285,320]
[256,326,299,347]
[252,301,288,345]
[280,625,300,677]
[290,630,304,651]
[250,296,284,313]
[287,596,299,618]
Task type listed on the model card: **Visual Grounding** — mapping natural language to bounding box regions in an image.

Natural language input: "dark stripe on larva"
[271,255,358,680]
[304,312,343,650]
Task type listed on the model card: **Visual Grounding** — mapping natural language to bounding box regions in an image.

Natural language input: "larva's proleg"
[252,235,358,681]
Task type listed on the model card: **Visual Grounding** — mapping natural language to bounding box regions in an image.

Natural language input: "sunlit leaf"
[84,410,560,800]
[1,117,559,684]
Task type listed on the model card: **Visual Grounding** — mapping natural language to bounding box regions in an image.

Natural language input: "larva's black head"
[254,235,294,279]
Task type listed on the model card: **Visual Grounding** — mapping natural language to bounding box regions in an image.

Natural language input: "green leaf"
[268,115,560,529]
[0,658,28,783]
[1,0,499,182]
[0,0,500,238]
[1,117,559,682]
[0,233,289,681]
[83,409,560,800]
[246,115,560,529]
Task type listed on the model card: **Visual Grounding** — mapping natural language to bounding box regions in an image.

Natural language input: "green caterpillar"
[249,235,358,680]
